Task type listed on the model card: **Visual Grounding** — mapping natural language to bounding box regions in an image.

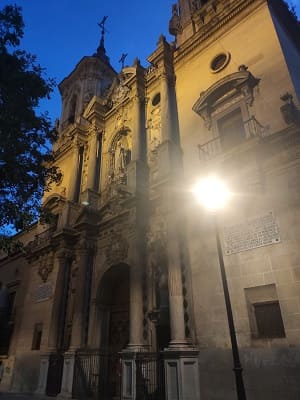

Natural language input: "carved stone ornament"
[112,82,130,104]
[169,4,182,36]
[38,258,53,282]
[280,92,300,125]
[105,232,129,266]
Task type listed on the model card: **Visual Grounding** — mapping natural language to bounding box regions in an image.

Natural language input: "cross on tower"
[118,53,128,69]
[98,16,108,35]
[96,16,109,60]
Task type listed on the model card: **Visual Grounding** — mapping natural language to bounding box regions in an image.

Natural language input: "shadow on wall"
[10,352,40,393]
[198,347,300,400]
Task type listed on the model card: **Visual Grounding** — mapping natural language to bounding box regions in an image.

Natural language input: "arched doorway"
[72,264,130,399]
[97,263,130,399]
[98,263,130,353]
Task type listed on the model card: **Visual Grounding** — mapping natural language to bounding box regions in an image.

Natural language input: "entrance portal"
[98,263,130,398]
[72,264,130,399]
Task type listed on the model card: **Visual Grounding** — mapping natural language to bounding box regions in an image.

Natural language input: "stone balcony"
[197,116,266,162]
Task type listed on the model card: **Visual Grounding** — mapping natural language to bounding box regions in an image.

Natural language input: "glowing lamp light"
[193,176,230,211]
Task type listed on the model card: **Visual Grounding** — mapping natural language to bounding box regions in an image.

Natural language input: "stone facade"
[1,1,300,399]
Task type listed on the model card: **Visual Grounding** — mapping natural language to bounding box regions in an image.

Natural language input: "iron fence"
[72,350,165,400]
[135,352,165,400]
[73,350,121,399]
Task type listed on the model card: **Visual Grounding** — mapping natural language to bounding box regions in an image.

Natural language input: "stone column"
[70,245,90,350]
[160,72,173,143]
[35,353,51,395]
[127,240,144,349]
[127,91,148,194]
[131,94,143,162]
[166,220,187,347]
[48,250,70,351]
[67,145,80,201]
[36,250,70,396]
[86,131,98,191]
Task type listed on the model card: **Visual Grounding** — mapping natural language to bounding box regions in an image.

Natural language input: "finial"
[118,53,128,69]
[94,16,110,62]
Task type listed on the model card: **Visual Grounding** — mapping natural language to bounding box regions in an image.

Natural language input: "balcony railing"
[198,116,265,161]
[30,226,56,247]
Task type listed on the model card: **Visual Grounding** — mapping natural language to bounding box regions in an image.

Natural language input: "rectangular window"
[254,301,285,339]
[32,323,43,350]
[217,107,245,151]
[245,284,286,340]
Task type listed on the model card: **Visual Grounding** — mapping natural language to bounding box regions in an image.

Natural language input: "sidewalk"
[0,393,52,399]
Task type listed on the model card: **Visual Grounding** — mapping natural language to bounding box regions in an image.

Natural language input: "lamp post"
[193,177,247,400]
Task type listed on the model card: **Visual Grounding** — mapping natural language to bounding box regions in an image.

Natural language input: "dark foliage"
[0,5,61,250]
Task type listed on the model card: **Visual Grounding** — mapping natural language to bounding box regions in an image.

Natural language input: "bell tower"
[58,18,116,130]
[177,0,192,25]
[169,0,211,46]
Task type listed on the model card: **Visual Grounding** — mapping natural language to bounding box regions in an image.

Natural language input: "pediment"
[192,67,260,128]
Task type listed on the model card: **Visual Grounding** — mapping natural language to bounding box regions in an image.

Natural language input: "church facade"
[1,0,300,399]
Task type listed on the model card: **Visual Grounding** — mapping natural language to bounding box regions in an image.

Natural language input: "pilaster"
[127,238,145,350]
[48,249,72,351]
[166,212,187,348]
[57,352,76,399]
[86,128,98,190]
[35,353,51,395]
[67,144,80,201]
[70,242,90,350]
[164,349,201,400]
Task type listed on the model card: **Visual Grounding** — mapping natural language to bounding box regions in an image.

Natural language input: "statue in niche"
[149,124,160,152]
[110,134,131,185]
[115,135,131,173]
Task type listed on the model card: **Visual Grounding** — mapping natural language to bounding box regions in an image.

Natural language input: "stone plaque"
[35,282,52,302]
[224,211,280,255]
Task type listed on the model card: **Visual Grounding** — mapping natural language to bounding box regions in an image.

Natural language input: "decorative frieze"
[105,231,129,266]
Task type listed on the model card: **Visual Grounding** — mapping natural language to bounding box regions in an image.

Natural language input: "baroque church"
[1,0,300,399]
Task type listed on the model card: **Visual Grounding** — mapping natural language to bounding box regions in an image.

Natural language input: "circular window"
[210,52,231,73]
[152,93,161,107]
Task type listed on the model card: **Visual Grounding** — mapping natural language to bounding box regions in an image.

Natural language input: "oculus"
[210,52,231,73]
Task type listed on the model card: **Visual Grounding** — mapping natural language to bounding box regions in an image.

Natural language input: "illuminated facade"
[1,0,300,399]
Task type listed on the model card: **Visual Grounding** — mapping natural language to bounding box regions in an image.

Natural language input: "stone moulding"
[192,68,260,129]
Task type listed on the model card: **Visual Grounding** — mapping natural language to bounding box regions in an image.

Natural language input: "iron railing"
[198,116,265,161]
[73,350,121,399]
[72,350,165,400]
[31,226,56,247]
[135,352,165,400]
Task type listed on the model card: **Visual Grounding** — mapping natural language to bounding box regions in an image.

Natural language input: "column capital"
[56,248,72,261]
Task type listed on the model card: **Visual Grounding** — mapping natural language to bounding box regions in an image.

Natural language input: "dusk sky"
[9,0,300,123]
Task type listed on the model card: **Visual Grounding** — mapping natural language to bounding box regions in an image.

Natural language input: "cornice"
[174,0,266,66]
[59,56,117,95]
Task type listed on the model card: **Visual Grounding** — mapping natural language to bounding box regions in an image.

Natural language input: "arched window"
[193,67,261,158]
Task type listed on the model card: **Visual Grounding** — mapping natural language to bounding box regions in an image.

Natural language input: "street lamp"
[193,176,247,400]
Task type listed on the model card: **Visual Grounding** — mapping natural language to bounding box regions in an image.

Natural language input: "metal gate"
[46,353,64,396]
[73,350,121,399]
[135,352,165,400]
[72,350,165,400]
